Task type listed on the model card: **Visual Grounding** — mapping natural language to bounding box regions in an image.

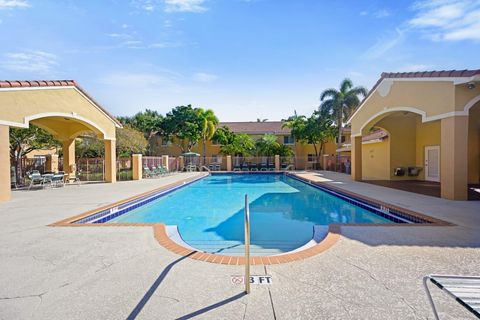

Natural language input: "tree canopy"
[213,126,255,156]
[320,78,367,149]
[282,109,336,159]
[197,108,219,159]
[157,105,204,153]
[117,109,163,139]
[115,125,148,157]
[9,125,60,178]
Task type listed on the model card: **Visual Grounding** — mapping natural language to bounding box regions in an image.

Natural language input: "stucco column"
[132,154,142,180]
[441,116,468,200]
[161,155,169,171]
[351,136,362,181]
[226,155,232,171]
[179,156,184,171]
[275,155,280,171]
[104,139,116,183]
[45,154,59,173]
[62,139,75,179]
[0,125,11,202]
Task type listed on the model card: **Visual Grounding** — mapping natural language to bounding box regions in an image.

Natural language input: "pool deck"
[0,171,479,319]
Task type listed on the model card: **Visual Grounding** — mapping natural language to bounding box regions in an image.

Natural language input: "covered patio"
[0,80,122,202]
[349,70,480,200]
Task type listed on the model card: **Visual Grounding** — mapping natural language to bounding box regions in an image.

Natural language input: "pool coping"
[50,172,454,266]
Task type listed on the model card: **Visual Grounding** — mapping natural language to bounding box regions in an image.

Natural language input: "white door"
[425,146,440,182]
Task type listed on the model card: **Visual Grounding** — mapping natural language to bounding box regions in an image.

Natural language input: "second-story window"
[283,135,295,145]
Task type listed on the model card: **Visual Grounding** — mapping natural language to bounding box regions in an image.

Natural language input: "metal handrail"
[244,194,251,294]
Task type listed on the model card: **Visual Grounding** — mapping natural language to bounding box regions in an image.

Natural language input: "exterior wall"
[359,115,441,181]
[25,148,57,159]
[455,85,480,112]
[361,139,389,180]
[0,88,117,139]
[149,133,339,168]
[376,115,417,180]
[351,80,455,136]
[415,118,441,180]
[468,102,480,184]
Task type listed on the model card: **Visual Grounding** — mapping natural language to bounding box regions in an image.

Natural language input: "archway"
[0,80,121,202]
[468,99,480,199]
[348,71,480,200]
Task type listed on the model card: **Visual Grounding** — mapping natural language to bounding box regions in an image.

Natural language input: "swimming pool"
[104,173,400,255]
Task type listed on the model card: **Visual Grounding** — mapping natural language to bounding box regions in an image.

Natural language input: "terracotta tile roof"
[348,69,480,123]
[0,80,122,127]
[219,121,290,135]
[381,69,480,79]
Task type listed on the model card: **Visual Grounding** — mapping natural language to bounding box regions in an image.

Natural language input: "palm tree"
[320,78,367,155]
[255,134,280,156]
[197,108,219,162]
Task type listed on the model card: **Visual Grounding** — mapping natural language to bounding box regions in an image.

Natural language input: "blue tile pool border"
[70,171,440,226]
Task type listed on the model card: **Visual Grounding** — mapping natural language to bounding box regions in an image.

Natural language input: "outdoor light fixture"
[467,82,476,89]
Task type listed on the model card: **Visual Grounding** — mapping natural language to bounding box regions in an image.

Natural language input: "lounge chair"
[143,166,154,178]
[250,162,258,171]
[241,162,249,172]
[233,157,241,171]
[27,171,45,189]
[49,171,65,188]
[268,161,275,171]
[260,157,267,171]
[423,274,480,319]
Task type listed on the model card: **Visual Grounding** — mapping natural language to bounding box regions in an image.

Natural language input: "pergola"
[0,80,122,202]
[348,70,480,200]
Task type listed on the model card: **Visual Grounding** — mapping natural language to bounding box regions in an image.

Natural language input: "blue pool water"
[109,174,393,255]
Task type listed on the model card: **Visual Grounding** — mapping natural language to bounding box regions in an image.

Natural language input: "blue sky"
[1,0,479,121]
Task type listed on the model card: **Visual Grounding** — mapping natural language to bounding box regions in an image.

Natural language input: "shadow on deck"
[363,180,480,201]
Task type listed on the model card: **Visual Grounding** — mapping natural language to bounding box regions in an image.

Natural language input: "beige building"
[0,80,121,202]
[348,70,480,200]
[152,121,344,169]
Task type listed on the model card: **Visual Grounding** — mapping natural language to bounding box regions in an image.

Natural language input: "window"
[211,139,220,146]
[307,154,316,162]
[161,139,171,146]
[283,135,295,145]
[340,135,346,143]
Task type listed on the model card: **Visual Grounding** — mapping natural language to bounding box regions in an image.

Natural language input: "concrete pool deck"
[0,171,479,319]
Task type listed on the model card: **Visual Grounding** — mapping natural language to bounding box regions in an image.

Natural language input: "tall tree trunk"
[313,143,318,170]
[319,141,325,170]
[337,113,343,172]
[202,139,206,165]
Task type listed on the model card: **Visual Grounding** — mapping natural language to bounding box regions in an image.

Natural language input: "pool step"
[184,240,302,256]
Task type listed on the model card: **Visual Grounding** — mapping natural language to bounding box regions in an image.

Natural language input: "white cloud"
[150,41,182,48]
[131,0,158,12]
[164,0,207,13]
[363,28,405,59]
[193,72,218,82]
[1,50,58,74]
[106,33,132,39]
[409,0,480,41]
[360,8,391,18]
[0,0,29,9]
[374,9,391,18]
[393,64,433,72]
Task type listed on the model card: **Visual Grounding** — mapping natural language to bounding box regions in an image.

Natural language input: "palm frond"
[320,88,339,101]
[340,78,353,93]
